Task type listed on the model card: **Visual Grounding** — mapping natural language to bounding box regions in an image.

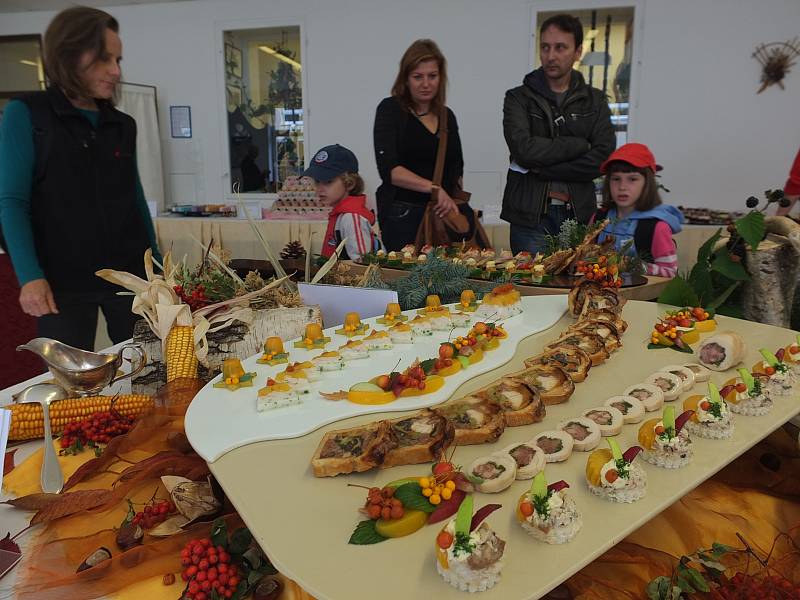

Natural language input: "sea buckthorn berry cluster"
[180,538,239,600]
[576,256,622,287]
[419,477,456,505]
[364,486,404,520]
[174,284,210,311]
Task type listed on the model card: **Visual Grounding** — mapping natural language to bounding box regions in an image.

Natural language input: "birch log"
[132,305,321,395]
[741,217,800,327]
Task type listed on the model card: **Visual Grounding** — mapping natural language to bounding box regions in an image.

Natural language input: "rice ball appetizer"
[499,440,546,480]
[604,395,645,424]
[723,369,773,416]
[558,417,601,451]
[517,472,582,544]
[623,383,664,412]
[585,438,647,503]
[753,348,795,396]
[533,430,574,462]
[683,363,711,383]
[435,496,505,593]
[449,311,472,329]
[682,382,734,439]
[660,365,696,392]
[581,406,624,436]
[638,406,694,468]
[644,371,682,402]
[469,454,517,493]
[428,310,454,331]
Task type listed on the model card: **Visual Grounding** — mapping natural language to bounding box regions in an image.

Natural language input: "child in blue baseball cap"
[304,144,382,261]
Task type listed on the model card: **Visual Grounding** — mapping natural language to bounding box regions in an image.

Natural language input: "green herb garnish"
[615,458,630,479]
[532,490,552,519]
[453,531,475,557]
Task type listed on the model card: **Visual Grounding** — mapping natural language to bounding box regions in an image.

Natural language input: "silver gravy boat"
[16,338,146,397]
[11,339,147,494]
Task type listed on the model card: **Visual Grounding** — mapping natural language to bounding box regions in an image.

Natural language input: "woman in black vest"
[0,6,159,350]
[373,39,464,251]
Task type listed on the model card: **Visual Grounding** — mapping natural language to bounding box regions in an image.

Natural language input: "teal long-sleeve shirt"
[0,99,161,286]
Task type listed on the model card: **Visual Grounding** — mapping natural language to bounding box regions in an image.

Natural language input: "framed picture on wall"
[225,43,242,79]
[226,84,242,112]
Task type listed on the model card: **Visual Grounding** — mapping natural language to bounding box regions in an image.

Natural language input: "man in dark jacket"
[501,13,616,254]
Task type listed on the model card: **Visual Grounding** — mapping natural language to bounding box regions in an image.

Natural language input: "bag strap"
[431,105,449,199]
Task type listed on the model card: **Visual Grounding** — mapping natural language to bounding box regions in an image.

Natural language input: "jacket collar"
[523,68,589,104]
[45,86,122,125]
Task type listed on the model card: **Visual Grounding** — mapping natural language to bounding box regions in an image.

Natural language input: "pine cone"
[280,240,306,259]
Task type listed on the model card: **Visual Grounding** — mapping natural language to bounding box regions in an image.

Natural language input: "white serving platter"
[185,295,567,462]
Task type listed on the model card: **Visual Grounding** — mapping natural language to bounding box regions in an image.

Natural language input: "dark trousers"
[509,204,573,255]
[377,200,427,251]
[37,290,137,351]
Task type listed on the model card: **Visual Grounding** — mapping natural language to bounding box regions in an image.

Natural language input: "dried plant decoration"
[752,37,800,93]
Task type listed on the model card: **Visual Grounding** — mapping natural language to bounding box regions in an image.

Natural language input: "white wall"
[1,0,798,212]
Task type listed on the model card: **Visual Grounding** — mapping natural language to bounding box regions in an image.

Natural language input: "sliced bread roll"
[382,410,454,468]
[480,377,545,426]
[433,395,506,445]
[568,319,622,353]
[311,421,396,477]
[697,332,747,371]
[511,364,575,405]
[558,417,602,451]
[545,331,609,366]
[525,346,592,383]
[604,395,645,424]
[683,363,712,382]
[581,406,624,436]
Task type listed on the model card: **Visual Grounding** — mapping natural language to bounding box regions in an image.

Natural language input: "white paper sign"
[297,283,397,328]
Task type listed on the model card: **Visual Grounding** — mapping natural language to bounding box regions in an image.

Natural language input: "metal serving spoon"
[12,383,69,493]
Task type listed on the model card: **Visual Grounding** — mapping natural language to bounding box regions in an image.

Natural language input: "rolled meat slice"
[604,395,645,424]
[645,372,683,402]
[498,441,546,480]
[533,430,574,463]
[581,406,624,436]
[557,417,601,451]
[661,365,696,392]
[683,363,711,382]
[697,332,747,371]
[469,453,517,493]
[623,383,665,412]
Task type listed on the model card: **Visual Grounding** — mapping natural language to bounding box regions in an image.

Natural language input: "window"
[535,7,635,146]
[0,34,45,122]
[223,26,304,194]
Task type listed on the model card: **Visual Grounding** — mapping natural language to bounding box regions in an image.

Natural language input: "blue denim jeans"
[509,204,573,255]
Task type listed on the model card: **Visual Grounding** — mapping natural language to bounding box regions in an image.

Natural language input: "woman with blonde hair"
[373,39,467,250]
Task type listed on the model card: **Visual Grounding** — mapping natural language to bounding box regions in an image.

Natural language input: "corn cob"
[7,394,154,442]
[165,325,198,382]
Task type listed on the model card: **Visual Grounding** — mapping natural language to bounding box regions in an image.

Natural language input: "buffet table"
[201,300,800,600]
[343,260,671,301]
[155,217,718,272]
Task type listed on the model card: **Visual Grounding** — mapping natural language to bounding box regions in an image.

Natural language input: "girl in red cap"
[594,143,684,277]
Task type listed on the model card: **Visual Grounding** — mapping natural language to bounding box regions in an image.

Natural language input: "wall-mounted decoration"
[752,37,799,93]
[225,42,242,79]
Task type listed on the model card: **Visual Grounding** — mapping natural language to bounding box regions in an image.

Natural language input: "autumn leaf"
[62,433,128,491]
[0,532,21,554]
[3,493,61,511]
[115,451,209,486]
[3,449,16,476]
[30,489,117,525]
